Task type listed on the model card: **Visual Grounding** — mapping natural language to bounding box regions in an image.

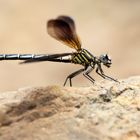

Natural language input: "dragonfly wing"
[47,16,81,51]
[57,16,76,31]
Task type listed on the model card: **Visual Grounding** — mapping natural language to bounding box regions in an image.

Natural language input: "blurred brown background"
[0,0,140,92]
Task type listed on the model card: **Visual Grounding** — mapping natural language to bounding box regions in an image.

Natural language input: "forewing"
[57,16,75,31]
[47,16,81,51]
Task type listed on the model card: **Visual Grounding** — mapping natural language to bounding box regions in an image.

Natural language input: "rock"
[0,76,140,140]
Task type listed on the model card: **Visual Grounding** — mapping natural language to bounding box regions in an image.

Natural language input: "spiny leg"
[63,68,85,87]
[83,66,95,84]
[96,65,119,82]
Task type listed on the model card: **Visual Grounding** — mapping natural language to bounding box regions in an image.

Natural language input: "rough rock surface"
[0,76,140,140]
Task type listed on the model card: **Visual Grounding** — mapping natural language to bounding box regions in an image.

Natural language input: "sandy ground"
[0,0,140,92]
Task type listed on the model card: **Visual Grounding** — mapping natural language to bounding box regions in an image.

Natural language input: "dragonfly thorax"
[71,49,95,66]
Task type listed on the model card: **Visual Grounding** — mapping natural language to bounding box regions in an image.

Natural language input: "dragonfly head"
[99,54,112,68]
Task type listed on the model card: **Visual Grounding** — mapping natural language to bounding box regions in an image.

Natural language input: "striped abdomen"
[71,49,94,66]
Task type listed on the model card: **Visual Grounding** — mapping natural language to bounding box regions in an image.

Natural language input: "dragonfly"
[0,16,118,86]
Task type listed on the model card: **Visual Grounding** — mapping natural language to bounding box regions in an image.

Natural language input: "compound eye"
[103,57,106,61]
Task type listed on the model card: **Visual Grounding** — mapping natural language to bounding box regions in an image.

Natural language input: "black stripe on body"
[77,54,85,63]
[73,55,81,64]
[82,49,94,59]
[80,53,89,62]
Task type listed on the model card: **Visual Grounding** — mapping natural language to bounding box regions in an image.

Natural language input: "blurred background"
[0,0,140,92]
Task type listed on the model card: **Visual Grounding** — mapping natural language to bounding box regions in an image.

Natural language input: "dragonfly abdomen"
[0,54,48,60]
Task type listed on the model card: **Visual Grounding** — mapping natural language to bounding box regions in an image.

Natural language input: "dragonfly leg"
[63,68,85,87]
[83,66,95,84]
[96,65,119,82]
